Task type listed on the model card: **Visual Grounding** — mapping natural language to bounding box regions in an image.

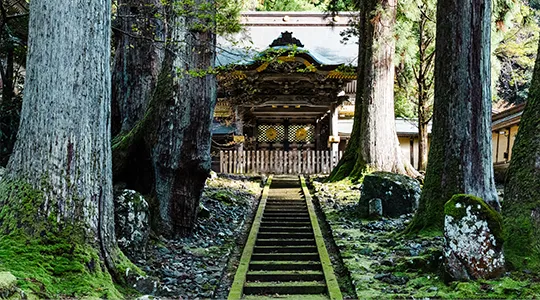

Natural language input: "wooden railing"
[219,150,343,174]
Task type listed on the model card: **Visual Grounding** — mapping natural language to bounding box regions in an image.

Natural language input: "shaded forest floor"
[134,174,263,299]
[310,176,540,299]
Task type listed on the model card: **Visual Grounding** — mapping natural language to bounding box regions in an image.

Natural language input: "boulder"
[368,198,383,218]
[114,189,150,260]
[443,194,505,281]
[0,272,17,298]
[359,171,421,218]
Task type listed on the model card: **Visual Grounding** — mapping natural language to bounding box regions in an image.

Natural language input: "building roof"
[217,12,359,67]
[491,102,525,130]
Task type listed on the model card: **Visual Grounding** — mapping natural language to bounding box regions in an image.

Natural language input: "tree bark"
[113,0,217,238]
[408,0,499,233]
[503,39,540,271]
[329,0,418,182]
[111,0,166,136]
[1,0,129,288]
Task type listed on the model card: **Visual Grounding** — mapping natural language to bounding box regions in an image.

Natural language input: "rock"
[373,273,409,285]
[380,259,394,267]
[132,276,160,295]
[443,194,505,281]
[368,198,383,218]
[359,171,421,218]
[198,203,211,218]
[114,189,150,260]
[0,272,17,298]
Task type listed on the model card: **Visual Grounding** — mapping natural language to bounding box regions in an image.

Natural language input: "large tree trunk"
[329,0,418,182]
[111,0,166,136]
[407,0,499,233]
[0,0,131,294]
[154,0,216,237]
[113,0,216,238]
[503,40,540,272]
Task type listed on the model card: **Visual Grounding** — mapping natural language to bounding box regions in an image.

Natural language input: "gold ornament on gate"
[295,127,308,141]
[265,127,278,141]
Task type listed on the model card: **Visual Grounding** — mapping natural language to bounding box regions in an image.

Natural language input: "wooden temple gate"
[219,150,343,174]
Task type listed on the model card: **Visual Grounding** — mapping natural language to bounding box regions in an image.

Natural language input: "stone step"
[263,213,310,218]
[257,232,314,239]
[258,226,312,233]
[264,207,307,211]
[261,222,312,227]
[246,270,325,282]
[263,216,311,222]
[243,281,327,295]
[251,252,320,261]
[266,200,305,204]
[256,239,316,246]
[249,261,322,271]
[253,245,318,253]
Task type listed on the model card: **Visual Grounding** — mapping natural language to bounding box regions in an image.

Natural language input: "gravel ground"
[134,174,263,299]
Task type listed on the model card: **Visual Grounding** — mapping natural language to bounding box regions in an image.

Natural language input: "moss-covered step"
[249,261,322,271]
[251,253,320,261]
[265,203,307,206]
[263,216,311,222]
[268,199,306,205]
[246,270,325,282]
[258,226,312,233]
[254,246,318,253]
[263,211,310,216]
[264,208,308,212]
[256,239,316,246]
[243,281,327,295]
[257,232,314,239]
[261,221,312,227]
[244,294,329,300]
[300,175,344,300]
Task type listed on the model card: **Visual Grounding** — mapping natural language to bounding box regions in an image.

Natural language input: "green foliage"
[257,0,328,11]
[494,4,539,104]
[0,1,28,166]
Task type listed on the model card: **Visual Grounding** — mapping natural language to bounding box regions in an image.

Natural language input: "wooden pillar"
[235,106,244,152]
[283,119,290,151]
[329,104,339,153]
[315,119,321,150]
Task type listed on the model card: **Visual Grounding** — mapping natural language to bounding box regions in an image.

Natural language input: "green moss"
[0,235,122,299]
[209,190,235,204]
[503,212,540,271]
[0,180,125,299]
[503,79,540,272]
[444,194,503,242]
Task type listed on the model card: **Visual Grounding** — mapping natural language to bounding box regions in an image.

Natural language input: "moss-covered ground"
[311,177,540,299]
[0,180,128,299]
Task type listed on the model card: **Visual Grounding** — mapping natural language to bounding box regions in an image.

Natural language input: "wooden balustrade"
[219,150,343,174]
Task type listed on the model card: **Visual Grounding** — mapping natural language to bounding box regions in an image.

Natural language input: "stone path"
[228,175,342,299]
